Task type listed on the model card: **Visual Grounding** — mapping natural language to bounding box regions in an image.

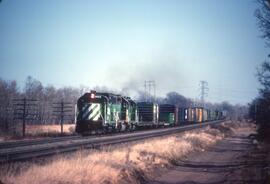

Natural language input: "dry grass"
[25,124,75,136]
[0,136,5,142]
[0,124,75,141]
[0,128,14,142]
[0,121,245,184]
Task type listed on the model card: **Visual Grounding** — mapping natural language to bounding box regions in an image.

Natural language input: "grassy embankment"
[1,121,244,184]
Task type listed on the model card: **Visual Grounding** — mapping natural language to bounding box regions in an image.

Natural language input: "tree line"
[0,76,245,136]
[249,0,270,141]
[0,76,85,135]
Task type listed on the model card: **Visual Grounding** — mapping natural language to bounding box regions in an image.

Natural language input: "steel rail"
[0,135,81,149]
[0,120,225,163]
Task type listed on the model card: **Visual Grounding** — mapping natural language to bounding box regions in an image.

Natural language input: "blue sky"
[0,0,268,104]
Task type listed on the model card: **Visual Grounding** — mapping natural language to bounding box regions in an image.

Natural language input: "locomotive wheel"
[117,123,122,132]
[102,126,109,134]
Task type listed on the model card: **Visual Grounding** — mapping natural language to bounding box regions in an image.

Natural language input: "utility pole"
[199,81,209,108]
[144,81,147,101]
[22,98,26,136]
[152,81,156,102]
[254,100,257,123]
[144,80,156,102]
[53,99,73,135]
[13,98,38,137]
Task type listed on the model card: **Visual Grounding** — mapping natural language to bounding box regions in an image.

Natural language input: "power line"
[13,98,38,137]
[52,99,73,135]
[199,81,209,108]
[144,80,156,102]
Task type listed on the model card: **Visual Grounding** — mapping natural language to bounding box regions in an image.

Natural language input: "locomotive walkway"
[148,122,269,184]
[0,120,224,163]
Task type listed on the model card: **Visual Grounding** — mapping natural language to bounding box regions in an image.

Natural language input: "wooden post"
[61,99,64,135]
[22,98,26,137]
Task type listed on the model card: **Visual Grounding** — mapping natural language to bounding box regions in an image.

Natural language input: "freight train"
[75,91,225,134]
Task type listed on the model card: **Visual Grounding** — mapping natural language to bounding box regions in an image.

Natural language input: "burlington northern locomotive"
[75,90,225,134]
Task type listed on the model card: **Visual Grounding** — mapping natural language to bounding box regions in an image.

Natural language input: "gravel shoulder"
[147,122,269,184]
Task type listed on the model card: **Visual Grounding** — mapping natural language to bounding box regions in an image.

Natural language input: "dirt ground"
[147,123,270,184]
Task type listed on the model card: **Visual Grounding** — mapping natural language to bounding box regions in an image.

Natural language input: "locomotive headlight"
[90,90,96,99]
[90,93,95,99]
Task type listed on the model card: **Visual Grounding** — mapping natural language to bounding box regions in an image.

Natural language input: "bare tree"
[248,0,270,140]
[0,79,19,133]
[255,0,270,46]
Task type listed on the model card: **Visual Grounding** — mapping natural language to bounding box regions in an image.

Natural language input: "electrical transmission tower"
[13,98,38,137]
[199,81,209,108]
[144,80,156,102]
[52,99,73,135]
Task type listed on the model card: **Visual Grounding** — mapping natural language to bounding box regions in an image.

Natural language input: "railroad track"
[0,128,151,149]
[0,135,81,149]
[0,120,225,163]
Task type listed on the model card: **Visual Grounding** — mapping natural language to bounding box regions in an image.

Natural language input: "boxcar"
[159,104,177,126]
[217,111,223,120]
[137,102,160,127]
[207,109,211,121]
[177,107,186,124]
[203,108,208,122]
[210,110,216,121]
[185,108,195,122]
[194,107,203,123]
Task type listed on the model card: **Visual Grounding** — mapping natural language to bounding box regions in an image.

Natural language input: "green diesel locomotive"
[75,91,137,134]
